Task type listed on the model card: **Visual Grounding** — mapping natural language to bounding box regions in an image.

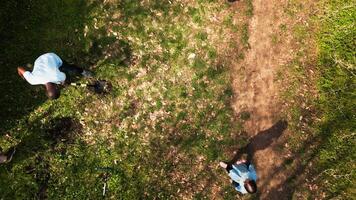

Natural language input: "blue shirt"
[23,53,66,85]
[228,163,257,194]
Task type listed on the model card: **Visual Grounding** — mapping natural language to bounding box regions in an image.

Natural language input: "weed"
[246,0,254,17]
[241,23,250,49]
[271,34,279,45]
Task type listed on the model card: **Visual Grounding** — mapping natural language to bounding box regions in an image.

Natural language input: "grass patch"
[312,1,356,198]
[241,23,250,49]
[0,0,247,199]
[282,0,355,199]
[245,0,254,17]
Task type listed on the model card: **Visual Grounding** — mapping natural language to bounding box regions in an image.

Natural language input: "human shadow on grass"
[256,134,319,200]
[228,120,288,164]
[258,115,354,200]
[222,120,288,198]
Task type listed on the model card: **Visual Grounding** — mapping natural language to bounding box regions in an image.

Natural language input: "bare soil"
[231,0,300,199]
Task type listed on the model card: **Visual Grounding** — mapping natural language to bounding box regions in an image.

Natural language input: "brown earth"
[231,0,304,199]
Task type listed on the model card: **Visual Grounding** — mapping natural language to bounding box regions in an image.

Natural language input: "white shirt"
[23,53,66,85]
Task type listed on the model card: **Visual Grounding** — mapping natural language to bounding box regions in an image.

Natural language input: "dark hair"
[244,179,257,194]
[45,83,60,100]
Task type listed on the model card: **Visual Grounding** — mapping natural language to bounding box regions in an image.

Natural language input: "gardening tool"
[70,80,112,94]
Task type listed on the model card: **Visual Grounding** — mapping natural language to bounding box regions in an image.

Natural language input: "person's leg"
[226,163,233,172]
[59,60,84,75]
[232,180,240,188]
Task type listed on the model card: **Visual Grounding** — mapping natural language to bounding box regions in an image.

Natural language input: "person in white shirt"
[17,53,92,99]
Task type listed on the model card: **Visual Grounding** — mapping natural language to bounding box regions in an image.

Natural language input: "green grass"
[281,0,355,199]
[245,0,254,17]
[4,0,354,199]
[0,0,247,199]
[312,0,356,198]
[241,23,250,49]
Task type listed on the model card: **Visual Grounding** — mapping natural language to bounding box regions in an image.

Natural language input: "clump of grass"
[241,23,250,48]
[240,111,251,121]
[245,0,254,17]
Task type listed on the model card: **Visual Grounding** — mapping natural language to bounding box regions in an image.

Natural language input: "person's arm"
[23,71,41,85]
[235,159,251,168]
[17,67,26,79]
[248,164,258,180]
[235,159,247,165]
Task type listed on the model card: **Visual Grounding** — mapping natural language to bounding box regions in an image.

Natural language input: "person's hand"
[219,161,228,169]
[17,67,26,79]
[235,159,247,165]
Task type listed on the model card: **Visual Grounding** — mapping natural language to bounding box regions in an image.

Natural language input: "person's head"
[45,83,60,100]
[244,179,257,194]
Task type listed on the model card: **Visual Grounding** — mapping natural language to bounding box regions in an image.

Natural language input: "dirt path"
[231,0,296,199]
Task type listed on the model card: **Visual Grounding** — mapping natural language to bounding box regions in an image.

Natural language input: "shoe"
[81,70,94,78]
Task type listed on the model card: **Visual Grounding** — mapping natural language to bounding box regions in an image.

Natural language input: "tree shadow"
[0,0,98,134]
[0,117,83,199]
[228,120,288,164]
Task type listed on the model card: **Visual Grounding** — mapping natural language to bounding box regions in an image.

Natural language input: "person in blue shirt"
[220,160,258,194]
[17,53,92,99]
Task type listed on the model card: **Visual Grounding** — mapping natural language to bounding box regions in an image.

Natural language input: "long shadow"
[228,116,352,199]
[229,120,288,164]
[221,120,288,199]
[259,134,319,200]
[261,114,354,199]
